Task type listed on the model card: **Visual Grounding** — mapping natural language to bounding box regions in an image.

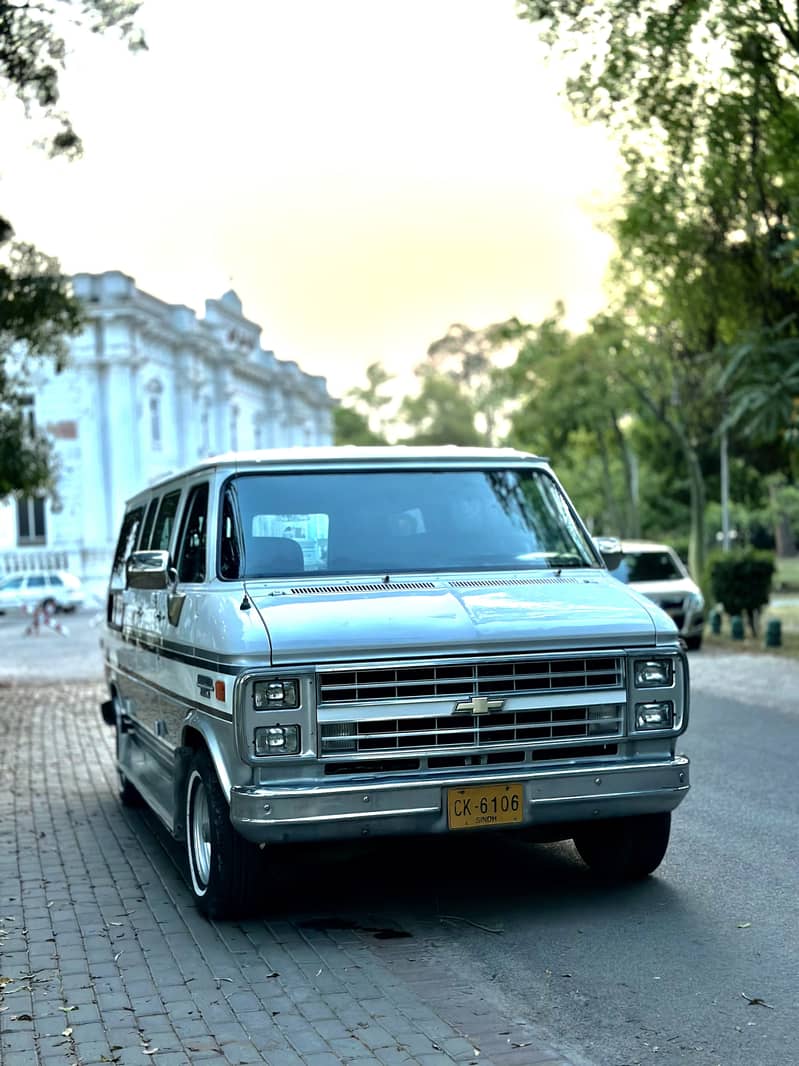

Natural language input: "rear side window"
[150,491,181,552]
[138,497,159,550]
[176,483,209,583]
[111,507,144,584]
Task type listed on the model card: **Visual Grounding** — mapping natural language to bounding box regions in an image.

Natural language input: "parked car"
[608,540,705,650]
[0,570,84,615]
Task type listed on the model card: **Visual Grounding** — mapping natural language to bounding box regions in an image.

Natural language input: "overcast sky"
[1,0,620,398]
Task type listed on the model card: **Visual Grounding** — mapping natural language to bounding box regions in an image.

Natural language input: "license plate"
[447,783,524,830]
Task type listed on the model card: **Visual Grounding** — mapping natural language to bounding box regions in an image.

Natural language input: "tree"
[0,0,145,497]
[333,404,387,446]
[398,367,488,447]
[504,310,643,537]
[517,0,799,576]
[342,361,394,439]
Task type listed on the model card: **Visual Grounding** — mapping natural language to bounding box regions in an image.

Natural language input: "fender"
[180,709,237,802]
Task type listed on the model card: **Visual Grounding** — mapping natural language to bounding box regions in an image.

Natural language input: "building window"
[230,405,239,451]
[199,399,210,456]
[17,496,46,545]
[145,379,163,450]
[149,394,162,449]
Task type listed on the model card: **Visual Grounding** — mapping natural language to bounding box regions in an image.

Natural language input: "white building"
[0,270,335,587]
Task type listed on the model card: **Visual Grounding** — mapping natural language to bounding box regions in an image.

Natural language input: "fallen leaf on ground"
[742,993,775,1009]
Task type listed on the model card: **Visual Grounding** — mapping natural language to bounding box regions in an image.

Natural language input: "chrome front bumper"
[230,756,690,844]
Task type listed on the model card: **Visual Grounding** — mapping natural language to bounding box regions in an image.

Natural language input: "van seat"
[245,537,304,577]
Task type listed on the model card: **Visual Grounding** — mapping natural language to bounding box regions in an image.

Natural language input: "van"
[101,446,690,918]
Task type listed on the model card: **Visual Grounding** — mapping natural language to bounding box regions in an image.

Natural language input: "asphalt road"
[382,686,798,1066]
[2,610,797,1066]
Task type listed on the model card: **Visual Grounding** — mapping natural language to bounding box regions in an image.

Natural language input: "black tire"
[685,634,702,651]
[573,812,671,881]
[185,748,262,919]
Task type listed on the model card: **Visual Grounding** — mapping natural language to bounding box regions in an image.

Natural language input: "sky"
[1,0,621,399]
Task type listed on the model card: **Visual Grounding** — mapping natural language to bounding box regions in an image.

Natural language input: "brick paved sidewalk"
[0,681,586,1066]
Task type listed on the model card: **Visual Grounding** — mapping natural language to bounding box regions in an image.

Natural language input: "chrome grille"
[320,704,624,756]
[318,655,624,705]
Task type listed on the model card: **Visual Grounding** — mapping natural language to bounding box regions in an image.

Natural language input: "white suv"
[0,570,84,615]
[609,541,705,650]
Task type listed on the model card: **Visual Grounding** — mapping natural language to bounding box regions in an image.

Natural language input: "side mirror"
[126,550,170,590]
[593,536,623,572]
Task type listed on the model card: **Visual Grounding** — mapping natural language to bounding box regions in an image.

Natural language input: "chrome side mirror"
[593,536,623,571]
[126,550,170,590]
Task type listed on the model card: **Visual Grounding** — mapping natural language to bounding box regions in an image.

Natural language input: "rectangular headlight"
[253,678,300,710]
[635,702,674,730]
[254,724,300,755]
[634,659,673,688]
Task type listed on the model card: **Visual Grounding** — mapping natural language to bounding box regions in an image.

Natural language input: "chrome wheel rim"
[188,772,211,891]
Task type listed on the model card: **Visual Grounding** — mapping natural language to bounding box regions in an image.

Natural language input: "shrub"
[704,548,776,636]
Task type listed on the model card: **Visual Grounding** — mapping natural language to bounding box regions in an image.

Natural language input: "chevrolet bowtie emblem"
[454,697,505,715]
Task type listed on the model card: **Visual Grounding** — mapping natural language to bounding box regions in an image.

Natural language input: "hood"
[247,570,676,665]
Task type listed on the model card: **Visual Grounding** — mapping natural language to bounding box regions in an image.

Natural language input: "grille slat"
[318,655,623,704]
[320,705,624,756]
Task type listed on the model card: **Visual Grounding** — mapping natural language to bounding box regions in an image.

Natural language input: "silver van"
[101,446,690,918]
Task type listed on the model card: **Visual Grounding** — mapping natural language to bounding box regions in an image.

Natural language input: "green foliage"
[0,0,144,497]
[333,404,387,446]
[0,410,56,498]
[399,369,487,447]
[705,548,776,634]
[0,240,84,367]
[516,0,799,579]
[0,0,146,159]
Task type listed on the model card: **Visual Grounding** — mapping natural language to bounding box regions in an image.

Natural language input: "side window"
[220,491,242,580]
[150,490,181,552]
[138,497,159,550]
[176,483,209,583]
[28,575,46,589]
[111,507,144,584]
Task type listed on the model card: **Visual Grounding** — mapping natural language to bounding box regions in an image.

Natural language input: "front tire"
[573,812,671,881]
[185,749,262,919]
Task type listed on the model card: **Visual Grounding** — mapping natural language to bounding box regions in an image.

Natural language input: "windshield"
[223,467,599,578]
[612,550,684,584]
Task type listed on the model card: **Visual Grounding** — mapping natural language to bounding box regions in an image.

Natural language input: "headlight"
[635,701,674,730]
[633,659,673,687]
[254,724,300,755]
[253,678,300,710]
